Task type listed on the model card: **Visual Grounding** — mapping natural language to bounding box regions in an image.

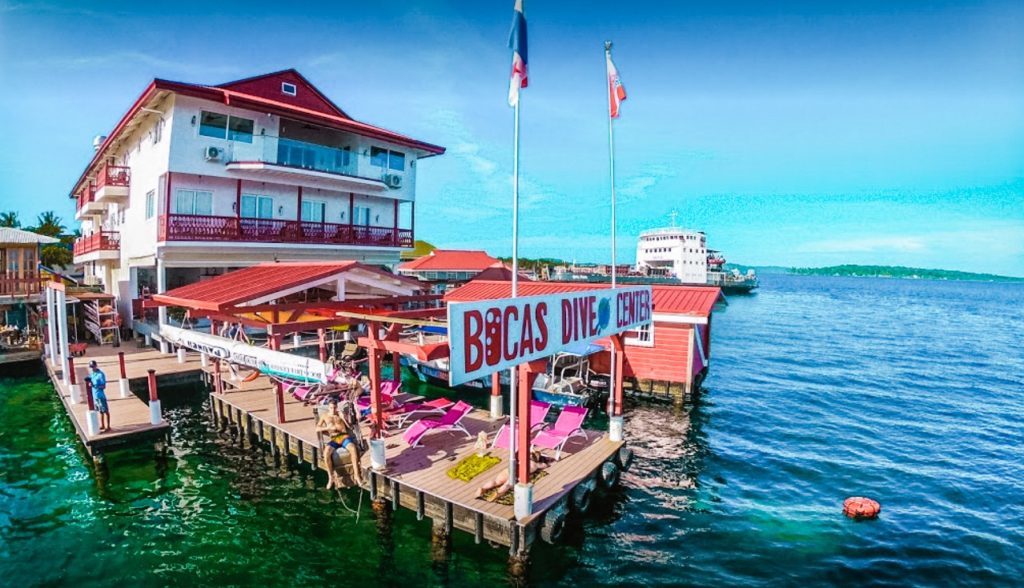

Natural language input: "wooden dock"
[204,364,625,553]
[43,345,202,455]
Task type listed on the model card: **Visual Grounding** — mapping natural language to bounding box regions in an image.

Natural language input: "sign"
[447,286,652,386]
[160,325,329,383]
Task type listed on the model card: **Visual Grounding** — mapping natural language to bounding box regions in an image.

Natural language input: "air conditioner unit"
[384,173,402,189]
[204,146,223,161]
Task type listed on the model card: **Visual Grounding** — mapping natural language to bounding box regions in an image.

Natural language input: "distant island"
[788,265,1024,282]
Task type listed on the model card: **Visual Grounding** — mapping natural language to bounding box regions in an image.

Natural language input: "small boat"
[531,343,605,408]
[402,355,511,391]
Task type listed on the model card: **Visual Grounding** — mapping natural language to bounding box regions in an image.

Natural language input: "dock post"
[213,359,223,394]
[45,287,57,365]
[270,335,286,424]
[200,352,209,368]
[609,334,626,442]
[514,364,541,520]
[490,372,503,418]
[56,287,70,382]
[176,346,186,363]
[117,351,130,398]
[317,329,327,363]
[147,369,163,425]
[84,379,100,436]
[67,356,83,404]
[368,346,386,470]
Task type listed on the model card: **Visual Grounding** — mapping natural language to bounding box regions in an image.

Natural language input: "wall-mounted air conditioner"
[204,146,223,161]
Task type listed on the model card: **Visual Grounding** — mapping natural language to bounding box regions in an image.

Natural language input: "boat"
[531,344,605,407]
[402,355,511,391]
[634,218,758,294]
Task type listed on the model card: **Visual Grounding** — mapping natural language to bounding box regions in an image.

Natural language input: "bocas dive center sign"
[446,286,653,386]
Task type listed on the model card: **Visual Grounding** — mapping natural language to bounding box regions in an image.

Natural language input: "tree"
[0,211,20,227]
[31,211,66,238]
[41,244,73,268]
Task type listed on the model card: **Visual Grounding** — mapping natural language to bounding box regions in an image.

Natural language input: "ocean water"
[1,274,1022,587]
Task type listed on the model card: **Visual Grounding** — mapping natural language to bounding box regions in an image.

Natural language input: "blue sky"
[1,0,1022,275]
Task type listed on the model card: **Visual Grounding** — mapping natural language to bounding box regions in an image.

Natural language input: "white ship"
[634,216,758,293]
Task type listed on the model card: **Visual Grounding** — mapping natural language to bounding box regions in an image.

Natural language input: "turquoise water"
[2,274,1023,586]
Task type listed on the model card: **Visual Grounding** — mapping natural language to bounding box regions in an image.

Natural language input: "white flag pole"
[605,40,618,419]
[509,93,521,489]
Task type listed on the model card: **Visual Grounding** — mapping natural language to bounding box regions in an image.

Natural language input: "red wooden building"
[445,281,723,404]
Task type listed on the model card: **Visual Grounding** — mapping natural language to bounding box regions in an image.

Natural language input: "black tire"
[616,446,634,472]
[600,460,620,489]
[572,482,593,513]
[540,508,567,544]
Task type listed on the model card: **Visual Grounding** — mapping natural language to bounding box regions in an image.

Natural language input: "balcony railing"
[96,164,131,189]
[224,135,403,185]
[0,273,43,297]
[158,214,413,248]
[73,231,121,256]
[76,182,95,210]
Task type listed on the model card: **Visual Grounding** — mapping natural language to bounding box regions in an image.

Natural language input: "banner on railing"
[446,286,652,386]
[160,325,328,383]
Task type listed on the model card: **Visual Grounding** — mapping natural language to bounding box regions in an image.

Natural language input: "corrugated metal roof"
[154,261,420,311]
[0,227,60,245]
[445,280,722,316]
[398,250,500,272]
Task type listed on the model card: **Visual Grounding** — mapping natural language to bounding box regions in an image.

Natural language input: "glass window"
[199,111,227,139]
[625,323,654,347]
[282,82,297,96]
[370,147,388,168]
[173,189,213,215]
[301,200,326,223]
[241,194,274,219]
[145,190,155,219]
[353,205,371,226]
[228,116,254,143]
[388,150,405,171]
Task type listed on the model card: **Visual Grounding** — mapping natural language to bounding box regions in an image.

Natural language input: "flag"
[606,52,626,118]
[508,0,528,107]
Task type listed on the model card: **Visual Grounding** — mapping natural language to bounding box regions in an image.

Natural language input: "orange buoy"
[843,496,881,519]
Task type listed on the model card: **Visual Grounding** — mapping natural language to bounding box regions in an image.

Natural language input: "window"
[145,190,155,219]
[241,194,274,219]
[371,147,406,172]
[352,205,371,226]
[199,110,254,143]
[228,116,254,143]
[301,200,326,223]
[199,111,227,139]
[151,119,164,145]
[173,189,213,215]
[282,82,297,96]
[624,323,654,347]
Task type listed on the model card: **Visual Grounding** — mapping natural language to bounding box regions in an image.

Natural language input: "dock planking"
[206,362,623,550]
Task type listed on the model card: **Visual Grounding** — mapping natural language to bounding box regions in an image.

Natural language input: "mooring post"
[147,369,162,425]
[117,351,130,398]
[270,334,286,424]
[609,333,625,442]
[213,358,223,394]
[490,371,503,419]
[317,328,327,363]
[84,378,100,436]
[176,346,186,363]
[68,356,82,404]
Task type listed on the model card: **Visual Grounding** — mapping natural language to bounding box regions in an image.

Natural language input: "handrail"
[159,214,412,248]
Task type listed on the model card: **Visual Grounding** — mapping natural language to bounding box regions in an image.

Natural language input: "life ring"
[843,497,881,519]
[242,370,261,383]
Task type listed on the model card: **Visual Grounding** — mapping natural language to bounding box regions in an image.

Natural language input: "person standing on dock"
[316,399,364,489]
[87,361,111,432]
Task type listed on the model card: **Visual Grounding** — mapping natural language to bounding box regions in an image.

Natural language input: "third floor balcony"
[94,164,130,202]
[74,182,102,220]
[73,231,121,263]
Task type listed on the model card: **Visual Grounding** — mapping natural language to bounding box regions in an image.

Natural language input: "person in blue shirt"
[88,360,111,432]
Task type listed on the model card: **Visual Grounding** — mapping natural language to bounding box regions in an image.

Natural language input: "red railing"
[73,231,121,256]
[76,182,95,211]
[0,273,44,297]
[158,214,413,248]
[96,164,131,189]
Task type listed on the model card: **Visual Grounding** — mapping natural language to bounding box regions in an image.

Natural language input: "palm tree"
[31,211,66,238]
[0,211,20,227]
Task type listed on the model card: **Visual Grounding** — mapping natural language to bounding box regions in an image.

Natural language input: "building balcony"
[75,183,103,219]
[94,164,131,202]
[0,272,43,299]
[73,231,121,263]
[157,214,413,248]
[221,136,405,194]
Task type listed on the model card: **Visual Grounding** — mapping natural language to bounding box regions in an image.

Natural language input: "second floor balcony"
[221,135,407,194]
[158,214,413,248]
[73,231,121,262]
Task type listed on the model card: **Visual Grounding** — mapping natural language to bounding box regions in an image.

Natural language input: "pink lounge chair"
[402,401,474,448]
[531,406,589,460]
[387,397,455,428]
[354,380,403,412]
[491,400,553,450]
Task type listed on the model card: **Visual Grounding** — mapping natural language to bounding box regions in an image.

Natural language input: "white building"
[634,227,707,284]
[70,69,444,333]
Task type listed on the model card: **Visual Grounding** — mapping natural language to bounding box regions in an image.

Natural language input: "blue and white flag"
[507,0,528,107]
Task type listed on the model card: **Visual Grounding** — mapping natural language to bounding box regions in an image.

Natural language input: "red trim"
[216,68,352,119]
[158,213,412,249]
[235,179,242,219]
[73,231,120,256]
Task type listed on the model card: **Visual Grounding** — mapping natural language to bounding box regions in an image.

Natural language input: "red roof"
[72,69,444,195]
[398,250,500,272]
[153,261,421,311]
[445,280,722,316]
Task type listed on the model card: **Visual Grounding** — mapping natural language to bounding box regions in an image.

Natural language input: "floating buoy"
[843,496,881,519]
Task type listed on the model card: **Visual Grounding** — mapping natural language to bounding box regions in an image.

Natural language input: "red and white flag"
[606,52,626,118]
